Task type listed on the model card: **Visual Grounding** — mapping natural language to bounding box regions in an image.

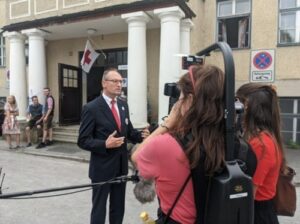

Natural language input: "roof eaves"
[2,0,196,32]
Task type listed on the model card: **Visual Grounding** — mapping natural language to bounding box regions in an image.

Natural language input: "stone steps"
[53,125,79,143]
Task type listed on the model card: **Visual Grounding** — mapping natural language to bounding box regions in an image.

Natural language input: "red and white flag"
[80,40,100,73]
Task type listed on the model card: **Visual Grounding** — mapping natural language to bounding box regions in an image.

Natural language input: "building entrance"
[58,63,82,125]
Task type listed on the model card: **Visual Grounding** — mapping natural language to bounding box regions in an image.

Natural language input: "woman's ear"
[186,94,194,107]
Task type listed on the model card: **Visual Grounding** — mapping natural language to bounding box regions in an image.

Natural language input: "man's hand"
[105,131,125,149]
[43,116,48,122]
[141,128,150,140]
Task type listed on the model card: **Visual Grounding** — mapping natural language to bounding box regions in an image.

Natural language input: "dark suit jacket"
[77,95,143,182]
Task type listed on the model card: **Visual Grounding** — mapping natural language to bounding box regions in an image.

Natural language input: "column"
[4,32,27,118]
[22,28,47,104]
[180,19,194,55]
[154,6,185,121]
[122,11,150,128]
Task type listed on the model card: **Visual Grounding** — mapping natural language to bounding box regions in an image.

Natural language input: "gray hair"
[102,67,119,81]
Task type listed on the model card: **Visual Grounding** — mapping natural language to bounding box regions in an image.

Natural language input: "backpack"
[175,134,257,224]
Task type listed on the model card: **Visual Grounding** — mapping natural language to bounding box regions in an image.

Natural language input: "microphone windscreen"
[133,177,156,204]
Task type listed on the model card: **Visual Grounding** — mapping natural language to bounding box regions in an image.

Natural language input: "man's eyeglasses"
[105,79,123,84]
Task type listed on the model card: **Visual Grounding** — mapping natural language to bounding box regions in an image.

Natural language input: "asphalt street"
[0,145,299,224]
[0,149,158,224]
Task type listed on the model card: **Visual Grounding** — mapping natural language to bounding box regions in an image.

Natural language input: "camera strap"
[162,173,191,224]
[173,133,210,224]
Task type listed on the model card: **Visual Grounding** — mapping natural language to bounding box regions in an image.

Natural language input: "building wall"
[189,0,300,96]
[146,28,160,123]
[7,0,138,24]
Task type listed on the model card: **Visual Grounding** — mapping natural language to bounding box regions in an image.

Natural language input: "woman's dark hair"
[236,83,286,169]
[171,64,225,173]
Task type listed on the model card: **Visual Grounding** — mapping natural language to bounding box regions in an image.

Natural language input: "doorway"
[58,63,82,125]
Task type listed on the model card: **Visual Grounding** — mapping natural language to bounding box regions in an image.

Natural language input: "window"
[217,0,251,48]
[0,34,5,67]
[280,98,300,144]
[279,0,300,44]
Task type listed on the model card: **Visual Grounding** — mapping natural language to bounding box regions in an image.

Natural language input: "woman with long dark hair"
[236,83,285,224]
[132,64,225,223]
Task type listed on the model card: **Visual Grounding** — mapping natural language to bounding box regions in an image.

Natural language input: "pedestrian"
[36,87,55,148]
[236,83,285,224]
[77,67,149,224]
[132,64,225,224]
[25,95,43,147]
[2,95,21,149]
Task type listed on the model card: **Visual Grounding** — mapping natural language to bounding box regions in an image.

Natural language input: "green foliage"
[287,139,300,150]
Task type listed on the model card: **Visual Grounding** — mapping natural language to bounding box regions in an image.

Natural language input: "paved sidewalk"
[0,139,299,184]
[0,140,90,163]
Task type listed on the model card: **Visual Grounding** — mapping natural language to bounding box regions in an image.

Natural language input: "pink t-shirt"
[136,134,196,224]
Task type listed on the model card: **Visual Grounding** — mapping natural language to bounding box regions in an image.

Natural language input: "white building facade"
[3,0,195,127]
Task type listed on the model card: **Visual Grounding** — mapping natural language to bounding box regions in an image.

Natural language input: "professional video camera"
[164,55,204,112]
[182,55,204,70]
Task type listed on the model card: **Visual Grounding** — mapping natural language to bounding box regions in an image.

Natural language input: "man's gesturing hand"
[105,131,125,149]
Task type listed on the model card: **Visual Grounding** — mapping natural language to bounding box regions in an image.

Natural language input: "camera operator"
[132,64,225,224]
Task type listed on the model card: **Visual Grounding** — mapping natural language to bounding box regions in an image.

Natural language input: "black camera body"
[164,83,180,113]
[164,83,180,99]
[163,55,204,113]
[182,55,204,70]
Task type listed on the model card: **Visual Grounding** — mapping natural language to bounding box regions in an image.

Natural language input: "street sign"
[250,49,275,82]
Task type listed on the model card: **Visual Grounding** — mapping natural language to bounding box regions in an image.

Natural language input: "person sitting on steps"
[25,95,43,147]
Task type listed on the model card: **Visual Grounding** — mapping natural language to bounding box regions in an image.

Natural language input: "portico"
[3,2,195,130]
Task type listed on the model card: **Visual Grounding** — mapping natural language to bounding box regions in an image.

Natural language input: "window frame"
[0,34,6,67]
[216,0,252,49]
[278,0,300,45]
[280,97,300,144]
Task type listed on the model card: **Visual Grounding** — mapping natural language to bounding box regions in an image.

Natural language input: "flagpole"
[87,37,106,59]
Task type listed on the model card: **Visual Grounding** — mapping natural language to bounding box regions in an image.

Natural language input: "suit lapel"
[98,96,119,132]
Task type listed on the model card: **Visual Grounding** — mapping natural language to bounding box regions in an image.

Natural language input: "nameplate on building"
[250,49,275,82]
[118,65,128,70]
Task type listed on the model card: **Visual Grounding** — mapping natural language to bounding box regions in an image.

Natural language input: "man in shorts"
[36,87,55,149]
[25,96,43,147]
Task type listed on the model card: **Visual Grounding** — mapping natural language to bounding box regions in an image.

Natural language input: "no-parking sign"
[250,49,275,82]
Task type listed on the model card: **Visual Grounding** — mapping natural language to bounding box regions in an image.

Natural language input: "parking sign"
[250,49,275,82]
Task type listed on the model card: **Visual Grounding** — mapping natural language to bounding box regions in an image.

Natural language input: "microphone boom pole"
[0,175,138,199]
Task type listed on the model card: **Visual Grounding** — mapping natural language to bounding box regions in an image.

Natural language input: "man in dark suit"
[78,68,149,224]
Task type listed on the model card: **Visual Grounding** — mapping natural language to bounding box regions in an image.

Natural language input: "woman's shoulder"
[250,132,277,158]
[153,133,178,143]
[146,133,182,152]
[250,132,274,145]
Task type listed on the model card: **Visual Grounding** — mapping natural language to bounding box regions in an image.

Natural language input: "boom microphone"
[129,146,156,204]
[133,174,156,204]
